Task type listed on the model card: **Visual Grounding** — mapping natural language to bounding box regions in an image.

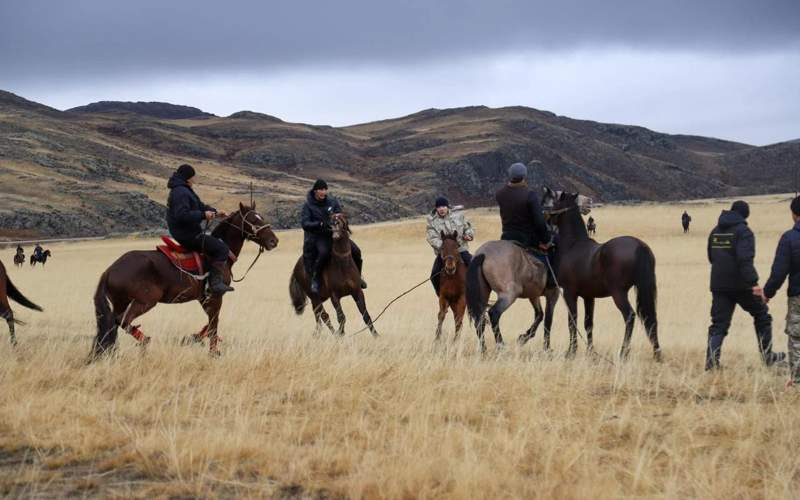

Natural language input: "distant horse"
[91,202,278,359]
[434,231,467,342]
[13,253,25,267]
[466,240,548,354]
[30,250,51,267]
[0,259,43,345]
[289,213,378,337]
[547,192,661,360]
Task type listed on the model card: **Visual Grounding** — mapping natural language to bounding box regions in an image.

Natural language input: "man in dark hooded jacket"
[705,200,785,370]
[495,162,551,250]
[301,179,366,294]
[166,164,233,295]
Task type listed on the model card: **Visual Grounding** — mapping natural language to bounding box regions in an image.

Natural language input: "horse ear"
[251,200,256,209]
[239,202,246,212]
[440,230,446,240]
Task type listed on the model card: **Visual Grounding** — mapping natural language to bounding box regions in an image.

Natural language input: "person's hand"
[204,211,216,220]
[216,211,228,218]
[538,242,552,252]
[464,234,474,242]
[752,286,766,303]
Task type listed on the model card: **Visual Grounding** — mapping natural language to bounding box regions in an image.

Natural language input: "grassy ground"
[0,194,798,498]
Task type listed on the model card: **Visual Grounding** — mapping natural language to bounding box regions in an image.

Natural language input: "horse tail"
[634,245,658,336]
[466,254,488,326]
[5,276,43,311]
[289,272,307,315]
[91,271,118,358]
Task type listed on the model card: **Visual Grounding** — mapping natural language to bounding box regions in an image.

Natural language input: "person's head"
[791,196,800,223]
[176,164,196,186]
[435,196,450,217]
[731,200,750,219]
[508,163,527,183]
[312,179,328,200]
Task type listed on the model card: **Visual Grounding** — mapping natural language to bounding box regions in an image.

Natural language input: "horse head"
[330,213,350,241]
[232,201,279,250]
[439,231,461,275]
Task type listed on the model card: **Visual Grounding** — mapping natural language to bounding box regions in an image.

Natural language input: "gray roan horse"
[466,239,549,353]
[544,191,661,361]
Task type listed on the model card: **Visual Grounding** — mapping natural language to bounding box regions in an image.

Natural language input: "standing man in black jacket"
[495,163,551,251]
[301,179,366,295]
[705,200,785,370]
[166,164,233,296]
[763,196,800,387]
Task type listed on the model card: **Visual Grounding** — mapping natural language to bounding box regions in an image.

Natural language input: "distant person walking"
[682,211,692,233]
[705,200,785,370]
[763,196,800,387]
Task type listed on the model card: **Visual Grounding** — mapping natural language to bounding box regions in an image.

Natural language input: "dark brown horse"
[289,213,378,337]
[434,231,467,341]
[547,192,661,361]
[91,202,278,358]
[30,249,51,267]
[13,253,25,267]
[0,259,43,345]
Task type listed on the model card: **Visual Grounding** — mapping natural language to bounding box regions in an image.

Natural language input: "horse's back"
[475,240,546,297]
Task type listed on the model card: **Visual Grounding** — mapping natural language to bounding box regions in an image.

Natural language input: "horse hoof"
[209,349,222,358]
[140,336,151,346]
[654,351,664,363]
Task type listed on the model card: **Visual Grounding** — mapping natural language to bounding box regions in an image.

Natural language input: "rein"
[215,209,272,283]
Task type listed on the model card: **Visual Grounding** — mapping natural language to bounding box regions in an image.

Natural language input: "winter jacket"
[166,174,216,243]
[707,210,759,292]
[764,221,800,298]
[426,210,475,254]
[495,182,550,247]
[300,190,342,243]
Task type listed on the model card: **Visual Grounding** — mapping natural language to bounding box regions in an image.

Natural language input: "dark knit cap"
[435,196,449,208]
[176,164,195,180]
[508,162,527,181]
[791,196,800,216]
[313,179,328,191]
[731,200,750,219]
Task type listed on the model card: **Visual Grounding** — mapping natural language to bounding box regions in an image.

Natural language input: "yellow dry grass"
[1,194,799,498]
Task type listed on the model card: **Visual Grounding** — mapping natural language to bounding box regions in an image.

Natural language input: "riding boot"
[208,262,234,295]
[705,334,724,371]
[310,272,322,295]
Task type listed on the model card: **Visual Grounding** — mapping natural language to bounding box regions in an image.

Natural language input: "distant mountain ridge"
[0,89,797,238]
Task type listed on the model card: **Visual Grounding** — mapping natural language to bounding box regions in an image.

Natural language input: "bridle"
[218,209,274,282]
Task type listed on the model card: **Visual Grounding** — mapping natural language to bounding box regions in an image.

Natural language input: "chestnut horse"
[434,231,467,341]
[0,259,43,345]
[91,202,278,358]
[547,192,661,360]
[289,213,378,337]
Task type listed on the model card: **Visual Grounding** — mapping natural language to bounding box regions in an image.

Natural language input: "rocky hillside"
[0,90,796,238]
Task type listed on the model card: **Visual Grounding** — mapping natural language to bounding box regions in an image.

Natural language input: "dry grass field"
[1,194,799,499]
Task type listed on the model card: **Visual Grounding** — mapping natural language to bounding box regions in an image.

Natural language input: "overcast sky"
[1,0,798,145]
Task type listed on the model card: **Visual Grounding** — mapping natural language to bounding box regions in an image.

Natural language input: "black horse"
[547,192,661,361]
[30,250,51,267]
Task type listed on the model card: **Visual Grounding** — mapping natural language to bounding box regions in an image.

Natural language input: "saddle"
[157,236,206,277]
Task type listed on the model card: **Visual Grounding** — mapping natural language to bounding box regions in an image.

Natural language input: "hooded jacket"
[764,221,800,298]
[166,174,216,243]
[707,210,759,292]
[300,190,342,243]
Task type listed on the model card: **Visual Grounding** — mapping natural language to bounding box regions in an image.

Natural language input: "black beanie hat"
[791,196,800,216]
[435,196,449,208]
[176,164,196,181]
[731,200,750,219]
[313,179,328,191]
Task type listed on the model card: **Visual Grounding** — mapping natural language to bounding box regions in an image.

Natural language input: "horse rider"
[426,196,474,295]
[587,216,597,235]
[763,196,800,387]
[166,164,233,296]
[33,243,43,260]
[705,200,785,370]
[301,179,366,295]
[15,244,23,257]
[682,211,692,233]
[496,162,551,253]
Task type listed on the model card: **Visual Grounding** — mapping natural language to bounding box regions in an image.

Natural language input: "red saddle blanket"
[157,236,205,275]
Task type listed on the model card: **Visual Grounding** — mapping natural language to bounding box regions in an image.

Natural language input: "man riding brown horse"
[166,164,233,296]
[426,196,474,296]
[301,179,366,295]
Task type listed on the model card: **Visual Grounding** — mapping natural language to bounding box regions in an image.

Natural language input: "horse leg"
[435,295,448,341]
[564,292,579,358]
[453,296,466,342]
[181,323,209,346]
[119,301,156,346]
[353,290,378,337]
[488,294,516,349]
[612,291,636,360]
[201,296,223,357]
[517,298,543,346]
[584,297,595,352]
[543,287,558,352]
[0,300,15,346]
[331,295,346,336]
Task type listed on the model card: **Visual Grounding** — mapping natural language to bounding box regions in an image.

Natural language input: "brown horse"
[466,240,548,353]
[13,253,25,267]
[434,231,467,342]
[547,192,661,361]
[0,259,43,345]
[289,213,378,337]
[30,249,51,267]
[91,202,279,358]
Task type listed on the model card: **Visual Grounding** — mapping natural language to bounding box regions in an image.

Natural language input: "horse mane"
[441,232,458,242]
